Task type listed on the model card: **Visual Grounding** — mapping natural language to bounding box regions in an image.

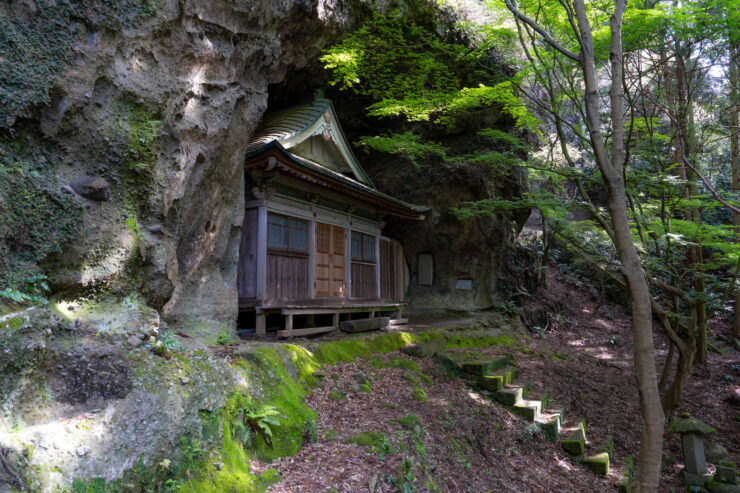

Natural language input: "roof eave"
[245,142,429,220]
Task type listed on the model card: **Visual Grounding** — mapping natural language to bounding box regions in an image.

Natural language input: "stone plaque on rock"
[455,278,473,290]
[418,253,433,286]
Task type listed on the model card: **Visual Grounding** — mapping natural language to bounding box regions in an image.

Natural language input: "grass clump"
[391,414,423,433]
[412,387,428,402]
[346,431,385,450]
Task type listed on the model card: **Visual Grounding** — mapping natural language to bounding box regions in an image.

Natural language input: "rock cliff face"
[1,0,530,341]
[0,1,533,490]
[1,0,366,340]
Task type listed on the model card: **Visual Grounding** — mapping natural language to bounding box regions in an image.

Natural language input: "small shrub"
[216,331,234,346]
[158,331,181,352]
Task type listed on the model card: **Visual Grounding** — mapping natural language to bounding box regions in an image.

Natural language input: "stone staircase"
[708,331,740,356]
[439,352,611,477]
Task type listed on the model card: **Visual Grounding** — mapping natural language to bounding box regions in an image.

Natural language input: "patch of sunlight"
[555,456,574,471]
[398,332,415,345]
[235,374,250,392]
[0,405,116,485]
[582,308,592,314]
[568,339,585,346]
[54,301,76,321]
[467,391,491,406]
[592,348,614,360]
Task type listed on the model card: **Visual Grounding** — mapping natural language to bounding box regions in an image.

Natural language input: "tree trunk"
[731,38,740,338]
[661,306,696,415]
[573,1,665,490]
[658,341,675,391]
[503,0,666,488]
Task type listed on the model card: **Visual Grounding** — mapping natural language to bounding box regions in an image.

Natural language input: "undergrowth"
[66,328,515,492]
[0,146,81,288]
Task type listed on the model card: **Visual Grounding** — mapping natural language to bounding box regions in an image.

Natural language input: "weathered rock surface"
[70,176,111,201]
[1,0,461,342]
[2,0,533,343]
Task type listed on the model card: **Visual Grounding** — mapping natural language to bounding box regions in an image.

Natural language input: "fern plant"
[232,396,281,448]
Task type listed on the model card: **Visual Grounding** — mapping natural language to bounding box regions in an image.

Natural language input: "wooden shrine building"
[238,97,428,337]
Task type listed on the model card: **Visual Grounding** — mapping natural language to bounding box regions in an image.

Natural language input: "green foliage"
[0,274,50,305]
[158,331,181,352]
[231,395,282,448]
[477,128,528,152]
[121,106,161,215]
[0,0,157,126]
[0,150,81,287]
[321,12,464,100]
[356,132,446,167]
[216,331,235,346]
[322,12,535,129]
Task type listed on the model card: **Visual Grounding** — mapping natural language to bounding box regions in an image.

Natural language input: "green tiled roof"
[246,100,330,151]
[246,98,373,186]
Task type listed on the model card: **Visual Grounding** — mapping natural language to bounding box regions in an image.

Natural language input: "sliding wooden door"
[315,223,346,297]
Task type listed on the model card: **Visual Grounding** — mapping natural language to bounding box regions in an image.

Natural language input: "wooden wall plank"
[351,262,377,299]
[237,208,259,300]
[266,253,310,302]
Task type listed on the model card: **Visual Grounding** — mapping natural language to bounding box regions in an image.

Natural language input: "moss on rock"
[412,386,428,402]
[345,431,385,450]
[582,453,610,476]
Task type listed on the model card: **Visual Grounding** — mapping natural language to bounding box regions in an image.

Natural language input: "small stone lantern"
[668,412,717,485]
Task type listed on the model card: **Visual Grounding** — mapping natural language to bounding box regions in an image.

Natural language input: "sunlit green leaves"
[355,132,447,167]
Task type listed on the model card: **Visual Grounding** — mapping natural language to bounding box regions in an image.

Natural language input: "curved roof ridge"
[245,98,374,187]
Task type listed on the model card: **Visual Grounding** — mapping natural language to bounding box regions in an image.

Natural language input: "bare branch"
[503,0,580,62]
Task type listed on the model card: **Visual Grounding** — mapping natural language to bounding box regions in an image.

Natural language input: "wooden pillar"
[375,235,381,300]
[285,314,293,338]
[308,219,316,299]
[256,311,266,336]
[256,206,267,300]
[369,310,376,319]
[332,313,339,328]
[346,229,353,300]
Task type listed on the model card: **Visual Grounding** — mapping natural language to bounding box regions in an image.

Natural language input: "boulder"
[70,176,110,201]
[706,442,730,465]
[714,462,738,485]
[402,340,445,358]
[340,317,389,333]
[433,352,460,375]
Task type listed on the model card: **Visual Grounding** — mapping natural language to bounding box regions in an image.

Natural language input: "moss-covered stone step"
[708,336,732,355]
[583,452,610,476]
[509,399,542,421]
[494,386,523,406]
[477,367,518,391]
[529,393,551,409]
[460,356,510,376]
[433,352,460,375]
[561,421,587,456]
[538,409,565,441]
